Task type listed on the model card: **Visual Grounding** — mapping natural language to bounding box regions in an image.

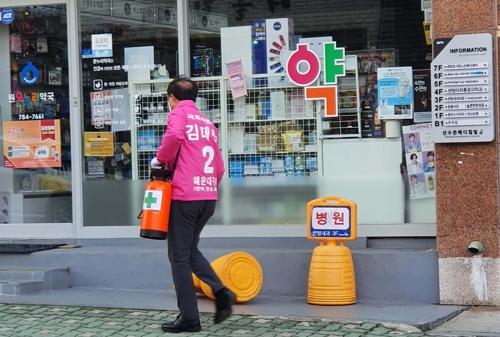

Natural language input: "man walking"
[153,77,236,333]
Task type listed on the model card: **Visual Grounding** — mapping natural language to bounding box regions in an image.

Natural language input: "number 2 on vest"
[203,146,215,174]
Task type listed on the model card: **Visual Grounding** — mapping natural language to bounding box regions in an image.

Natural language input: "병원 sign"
[306,196,357,241]
[431,33,494,143]
[311,206,351,238]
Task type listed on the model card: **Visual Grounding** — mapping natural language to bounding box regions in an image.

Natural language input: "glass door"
[0,1,78,238]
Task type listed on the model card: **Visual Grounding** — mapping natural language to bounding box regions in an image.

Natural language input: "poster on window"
[3,120,61,169]
[226,60,247,99]
[413,69,432,123]
[403,123,435,199]
[377,67,413,120]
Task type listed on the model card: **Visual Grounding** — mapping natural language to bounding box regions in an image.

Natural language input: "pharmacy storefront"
[0,0,437,239]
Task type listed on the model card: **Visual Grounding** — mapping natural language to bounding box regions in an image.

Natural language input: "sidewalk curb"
[412,307,469,331]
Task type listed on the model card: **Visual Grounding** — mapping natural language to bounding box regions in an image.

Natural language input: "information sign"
[431,33,494,143]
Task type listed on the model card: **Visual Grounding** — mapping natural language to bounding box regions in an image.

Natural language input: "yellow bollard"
[307,241,356,305]
[197,252,263,303]
[306,196,358,305]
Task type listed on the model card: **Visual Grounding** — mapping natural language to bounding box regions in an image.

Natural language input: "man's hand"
[151,157,163,169]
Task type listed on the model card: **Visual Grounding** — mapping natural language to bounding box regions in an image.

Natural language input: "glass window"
[79,0,436,227]
[0,5,72,223]
[187,0,435,225]
[78,0,179,226]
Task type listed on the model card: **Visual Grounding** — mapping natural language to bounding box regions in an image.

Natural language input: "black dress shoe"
[161,315,201,333]
[214,288,236,324]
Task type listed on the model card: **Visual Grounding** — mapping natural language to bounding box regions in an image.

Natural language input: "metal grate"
[226,75,319,178]
[320,54,361,139]
[131,81,170,180]
[130,78,223,180]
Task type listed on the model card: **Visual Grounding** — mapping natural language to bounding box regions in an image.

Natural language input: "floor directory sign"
[431,33,494,143]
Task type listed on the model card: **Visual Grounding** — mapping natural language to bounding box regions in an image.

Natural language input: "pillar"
[434,0,500,304]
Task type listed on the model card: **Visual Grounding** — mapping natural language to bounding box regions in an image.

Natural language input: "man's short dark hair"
[167,76,198,102]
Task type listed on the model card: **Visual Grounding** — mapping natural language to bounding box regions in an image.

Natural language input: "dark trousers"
[167,200,224,321]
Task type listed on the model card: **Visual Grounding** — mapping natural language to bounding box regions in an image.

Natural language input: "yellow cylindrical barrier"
[307,241,356,305]
[199,252,263,303]
[192,274,204,294]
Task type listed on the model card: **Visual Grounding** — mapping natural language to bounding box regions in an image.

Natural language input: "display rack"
[346,48,399,102]
[129,77,225,180]
[320,55,361,139]
[225,74,319,178]
[129,69,361,180]
[345,48,399,138]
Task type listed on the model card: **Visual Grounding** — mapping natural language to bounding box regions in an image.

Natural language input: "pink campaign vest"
[156,100,225,201]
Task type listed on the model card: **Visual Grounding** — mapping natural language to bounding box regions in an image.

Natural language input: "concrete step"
[0,279,44,296]
[0,267,69,296]
[0,238,439,304]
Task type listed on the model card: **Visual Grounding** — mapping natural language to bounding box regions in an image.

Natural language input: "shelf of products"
[346,49,399,138]
[129,67,365,180]
[225,75,319,178]
[130,78,223,180]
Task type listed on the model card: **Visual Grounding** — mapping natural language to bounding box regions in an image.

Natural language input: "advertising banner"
[402,123,435,199]
[377,67,413,119]
[413,69,432,123]
[3,120,61,168]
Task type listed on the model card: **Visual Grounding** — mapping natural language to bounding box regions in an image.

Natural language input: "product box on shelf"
[256,134,281,152]
[259,157,272,175]
[284,155,294,171]
[271,159,285,173]
[244,133,258,153]
[244,163,259,176]
[294,169,304,176]
[137,131,160,150]
[283,130,304,152]
[253,18,295,86]
[228,125,245,153]
[230,97,246,122]
[40,176,72,192]
[289,93,314,119]
[294,155,304,170]
[305,157,318,171]
[245,104,257,121]
[229,160,244,178]
[270,91,286,120]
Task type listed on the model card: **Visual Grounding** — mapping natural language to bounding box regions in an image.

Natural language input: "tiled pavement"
[0,303,459,337]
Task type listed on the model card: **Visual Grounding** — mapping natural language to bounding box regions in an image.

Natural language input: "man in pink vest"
[153,77,236,333]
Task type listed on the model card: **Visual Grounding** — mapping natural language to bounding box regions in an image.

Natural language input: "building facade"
[0,0,496,305]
